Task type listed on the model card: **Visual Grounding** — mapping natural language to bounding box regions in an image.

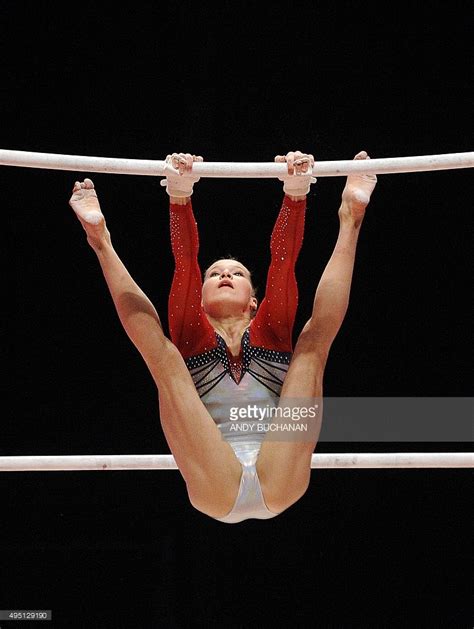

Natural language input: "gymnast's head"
[201,257,258,320]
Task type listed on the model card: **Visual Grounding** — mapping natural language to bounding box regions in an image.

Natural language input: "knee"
[298,319,332,356]
[147,339,188,384]
[154,338,183,366]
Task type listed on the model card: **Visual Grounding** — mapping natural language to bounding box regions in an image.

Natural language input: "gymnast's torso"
[168,195,306,450]
[186,327,291,447]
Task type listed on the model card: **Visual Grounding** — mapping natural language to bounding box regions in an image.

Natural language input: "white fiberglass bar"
[0,149,473,177]
[0,453,471,472]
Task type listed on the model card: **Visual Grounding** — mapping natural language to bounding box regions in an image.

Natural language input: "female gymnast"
[69,150,376,523]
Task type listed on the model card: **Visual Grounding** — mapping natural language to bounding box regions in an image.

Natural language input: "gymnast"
[68,149,377,523]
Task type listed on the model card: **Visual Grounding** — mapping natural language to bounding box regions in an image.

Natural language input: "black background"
[2,2,472,627]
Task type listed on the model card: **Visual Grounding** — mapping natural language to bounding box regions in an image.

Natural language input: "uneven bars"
[0,149,473,177]
[0,453,471,471]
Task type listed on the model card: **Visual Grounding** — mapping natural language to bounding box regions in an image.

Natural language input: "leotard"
[168,196,306,522]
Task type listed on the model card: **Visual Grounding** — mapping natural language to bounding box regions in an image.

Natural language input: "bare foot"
[69,178,104,226]
[69,178,109,247]
[340,151,377,226]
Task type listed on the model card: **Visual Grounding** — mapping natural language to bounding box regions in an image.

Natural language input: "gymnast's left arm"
[251,151,316,350]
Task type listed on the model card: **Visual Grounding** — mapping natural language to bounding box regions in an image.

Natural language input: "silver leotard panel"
[187,330,291,446]
[213,443,279,524]
[186,330,291,523]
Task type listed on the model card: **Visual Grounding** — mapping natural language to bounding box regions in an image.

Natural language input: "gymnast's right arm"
[68,178,167,370]
[161,153,215,357]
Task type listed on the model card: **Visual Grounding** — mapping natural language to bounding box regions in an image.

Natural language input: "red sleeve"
[168,201,216,359]
[250,195,306,352]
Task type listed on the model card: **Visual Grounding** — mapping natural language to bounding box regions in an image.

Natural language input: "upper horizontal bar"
[0,452,471,471]
[0,149,473,177]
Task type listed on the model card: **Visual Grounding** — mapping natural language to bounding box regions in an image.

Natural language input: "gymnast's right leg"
[149,340,242,518]
[68,179,241,518]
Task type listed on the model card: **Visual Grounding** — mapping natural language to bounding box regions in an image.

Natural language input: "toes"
[72,179,95,193]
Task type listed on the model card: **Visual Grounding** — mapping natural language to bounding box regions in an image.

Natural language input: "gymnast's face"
[201,260,257,318]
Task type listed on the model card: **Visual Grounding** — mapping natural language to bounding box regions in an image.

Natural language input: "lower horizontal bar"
[0,453,471,471]
[0,149,473,177]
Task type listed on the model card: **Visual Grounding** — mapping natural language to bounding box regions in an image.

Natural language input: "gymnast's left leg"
[257,151,377,514]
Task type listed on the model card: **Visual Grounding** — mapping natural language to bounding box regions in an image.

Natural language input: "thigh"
[279,319,328,399]
[255,321,329,512]
[152,339,242,517]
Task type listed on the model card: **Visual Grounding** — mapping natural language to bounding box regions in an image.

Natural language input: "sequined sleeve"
[250,195,306,352]
[168,201,216,358]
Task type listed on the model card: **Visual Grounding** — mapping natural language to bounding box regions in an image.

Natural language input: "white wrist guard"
[280,173,317,197]
[160,157,201,198]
